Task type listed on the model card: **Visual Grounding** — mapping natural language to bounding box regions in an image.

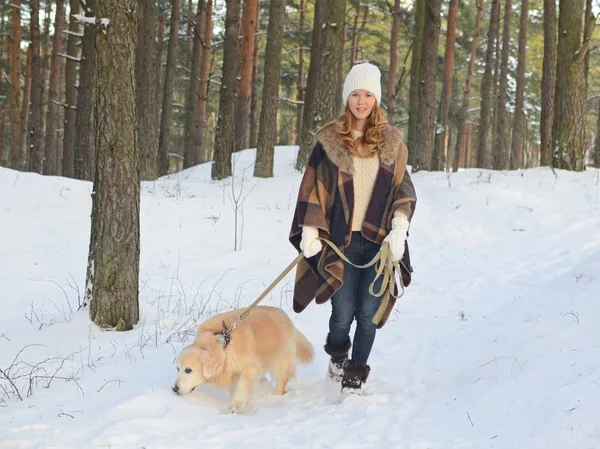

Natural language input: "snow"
[1,147,599,448]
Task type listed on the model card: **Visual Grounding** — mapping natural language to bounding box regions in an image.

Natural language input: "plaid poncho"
[289,122,417,328]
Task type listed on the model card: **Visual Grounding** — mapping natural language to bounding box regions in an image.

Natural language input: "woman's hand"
[300,226,322,258]
[382,215,409,262]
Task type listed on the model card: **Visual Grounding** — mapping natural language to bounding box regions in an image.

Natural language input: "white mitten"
[299,226,322,258]
[382,215,409,262]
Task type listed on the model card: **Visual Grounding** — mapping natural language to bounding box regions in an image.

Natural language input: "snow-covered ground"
[1,147,599,448]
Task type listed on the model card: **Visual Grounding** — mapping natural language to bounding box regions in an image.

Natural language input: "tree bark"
[88,0,140,330]
[313,0,346,128]
[540,0,556,166]
[510,0,528,170]
[432,0,458,171]
[43,0,65,176]
[197,0,213,161]
[158,0,182,176]
[183,0,206,169]
[155,13,166,131]
[74,0,97,181]
[407,0,424,167]
[8,0,21,170]
[254,0,286,178]
[476,0,500,169]
[350,0,360,66]
[249,2,260,149]
[386,0,401,121]
[211,0,241,180]
[493,0,512,170]
[593,99,600,168]
[234,0,258,151]
[295,0,325,170]
[583,0,593,96]
[295,0,307,144]
[28,0,45,174]
[62,0,80,178]
[453,0,483,172]
[19,44,32,171]
[553,0,587,171]
[136,0,159,180]
[413,0,441,171]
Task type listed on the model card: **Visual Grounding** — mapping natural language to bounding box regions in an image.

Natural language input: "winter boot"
[341,360,370,391]
[324,336,351,382]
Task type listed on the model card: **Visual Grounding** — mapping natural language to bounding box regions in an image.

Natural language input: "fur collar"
[315,123,404,174]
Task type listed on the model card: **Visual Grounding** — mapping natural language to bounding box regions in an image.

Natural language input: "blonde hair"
[320,103,388,158]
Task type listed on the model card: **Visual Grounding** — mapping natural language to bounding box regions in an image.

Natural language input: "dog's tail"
[294,328,315,365]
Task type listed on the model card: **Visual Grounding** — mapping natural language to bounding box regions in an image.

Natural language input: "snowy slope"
[0,149,599,449]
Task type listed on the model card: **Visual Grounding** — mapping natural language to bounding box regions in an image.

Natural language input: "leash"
[217,239,405,346]
[319,239,405,325]
[217,252,305,347]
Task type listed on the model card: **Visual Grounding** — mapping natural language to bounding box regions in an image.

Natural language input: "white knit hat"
[342,62,382,105]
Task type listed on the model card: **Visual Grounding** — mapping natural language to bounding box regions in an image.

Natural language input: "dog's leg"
[271,353,294,396]
[228,374,240,398]
[229,370,257,413]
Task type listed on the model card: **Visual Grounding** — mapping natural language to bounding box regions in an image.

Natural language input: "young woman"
[289,63,417,390]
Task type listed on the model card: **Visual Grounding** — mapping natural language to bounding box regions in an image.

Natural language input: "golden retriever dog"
[172,305,314,412]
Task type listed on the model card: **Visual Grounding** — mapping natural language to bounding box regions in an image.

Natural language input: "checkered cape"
[289,123,417,327]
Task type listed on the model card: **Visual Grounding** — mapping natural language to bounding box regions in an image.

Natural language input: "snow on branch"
[65,30,84,38]
[72,14,111,27]
[58,53,81,62]
[279,96,304,105]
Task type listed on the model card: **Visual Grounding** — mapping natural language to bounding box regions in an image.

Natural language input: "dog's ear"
[200,350,218,379]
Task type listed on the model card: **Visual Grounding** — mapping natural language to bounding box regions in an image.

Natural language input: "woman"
[289,62,417,391]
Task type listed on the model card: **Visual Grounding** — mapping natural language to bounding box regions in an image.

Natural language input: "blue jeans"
[328,232,383,365]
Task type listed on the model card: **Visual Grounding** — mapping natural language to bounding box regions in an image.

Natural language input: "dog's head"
[172,345,219,395]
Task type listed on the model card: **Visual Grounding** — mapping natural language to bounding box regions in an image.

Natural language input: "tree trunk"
[74,0,97,181]
[493,0,512,170]
[510,0,528,170]
[583,0,593,96]
[183,0,205,169]
[186,0,194,65]
[43,0,65,176]
[62,0,80,178]
[19,44,32,171]
[295,0,307,144]
[386,0,401,121]
[350,0,360,66]
[88,0,140,330]
[432,0,458,171]
[197,0,213,161]
[234,0,258,151]
[295,0,325,170]
[407,0,424,167]
[9,0,21,170]
[476,0,500,169]
[211,0,241,180]
[136,0,159,180]
[249,2,260,149]
[453,0,483,172]
[313,0,346,128]
[155,13,166,130]
[593,99,600,168]
[158,0,182,176]
[540,0,556,166]
[553,0,587,171]
[28,0,45,174]
[413,0,441,171]
[254,0,286,178]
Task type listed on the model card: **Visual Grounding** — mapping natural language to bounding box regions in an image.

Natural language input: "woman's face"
[347,90,376,124]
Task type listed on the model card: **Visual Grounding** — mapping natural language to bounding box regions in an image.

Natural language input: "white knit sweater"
[350,129,379,231]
